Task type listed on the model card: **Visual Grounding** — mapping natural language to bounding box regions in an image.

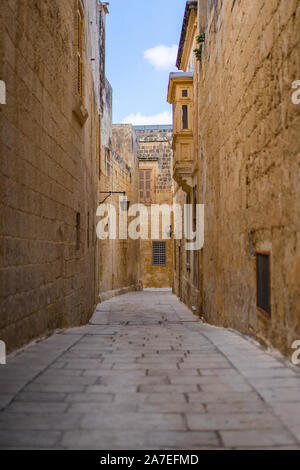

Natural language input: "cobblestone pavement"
[0,290,300,450]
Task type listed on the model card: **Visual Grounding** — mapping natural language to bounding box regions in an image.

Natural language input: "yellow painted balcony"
[167,72,194,192]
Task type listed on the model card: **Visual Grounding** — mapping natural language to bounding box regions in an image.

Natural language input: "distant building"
[135,126,174,288]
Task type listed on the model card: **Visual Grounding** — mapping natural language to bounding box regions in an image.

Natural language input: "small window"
[182,105,188,130]
[182,89,188,97]
[77,4,84,97]
[174,240,177,272]
[105,148,111,177]
[256,253,271,316]
[186,193,191,266]
[76,213,81,250]
[87,212,90,248]
[153,242,166,266]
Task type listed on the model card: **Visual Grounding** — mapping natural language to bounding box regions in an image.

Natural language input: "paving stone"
[83,369,146,378]
[0,413,81,430]
[1,290,298,449]
[6,402,69,414]
[140,402,206,414]
[0,430,61,448]
[24,384,86,393]
[80,412,185,432]
[186,413,283,431]
[257,387,300,403]
[67,403,138,414]
[146,431,220,450]
[34,375,97,386]
[188,391,264,404]
[15,392,67,403]
[64,393,114,403]
[0,383,24,394]
[61,430,147,450]
[138,384,198,393]
[146,393,187,404]
[86,384,137,393]
[148,369,200,377]
[0,394,13,409]
[206,402,269,414]
[220,429,297,448]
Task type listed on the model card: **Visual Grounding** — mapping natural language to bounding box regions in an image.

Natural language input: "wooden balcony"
[167,72,194,191]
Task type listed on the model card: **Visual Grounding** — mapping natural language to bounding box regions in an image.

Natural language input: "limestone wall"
[0,0,102,351]
[197,0,300,355]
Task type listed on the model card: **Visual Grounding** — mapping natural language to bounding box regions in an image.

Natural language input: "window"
[87,212,90,248]
[186,193,191,266]
[174,240,177,271]
[98,117,101,179]
[77,3,83,97]
[182,89,188,97]
[193,186,198,286]
[182,105,188,129]
[139,169,152,203]
[153,242,166,266]
[76,213,81,250]
[105,148,111,177]
[256,253,271,316]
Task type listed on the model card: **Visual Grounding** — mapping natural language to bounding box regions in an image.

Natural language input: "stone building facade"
[98,123,141,298]
[169,0,300,359]
[135,126,174,288]
[0,0,140,352]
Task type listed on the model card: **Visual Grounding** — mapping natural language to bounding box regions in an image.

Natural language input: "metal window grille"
[256,253,271,316]
[152,242,166,266]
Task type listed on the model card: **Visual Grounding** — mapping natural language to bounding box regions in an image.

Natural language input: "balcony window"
[182,105,188,130]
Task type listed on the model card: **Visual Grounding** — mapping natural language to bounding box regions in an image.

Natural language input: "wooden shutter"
[145,170,151,202]
[139,170,144,201]
[139,170,151,202]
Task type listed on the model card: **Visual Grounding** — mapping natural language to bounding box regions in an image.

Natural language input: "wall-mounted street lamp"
[167,225,173,238]
[99,192,130,212]
[119,196,130,212]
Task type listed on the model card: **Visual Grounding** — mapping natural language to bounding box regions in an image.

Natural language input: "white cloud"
[144,45,178,71]
[121,111,172,126]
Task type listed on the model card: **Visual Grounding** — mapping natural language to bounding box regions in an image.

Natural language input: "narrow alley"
[0,0,300,454]
[0,290,299,450]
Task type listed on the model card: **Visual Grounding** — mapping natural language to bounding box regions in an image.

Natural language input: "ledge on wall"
[73,97,89,127]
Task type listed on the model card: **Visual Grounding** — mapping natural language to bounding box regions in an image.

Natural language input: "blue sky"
[105,0,187,124]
